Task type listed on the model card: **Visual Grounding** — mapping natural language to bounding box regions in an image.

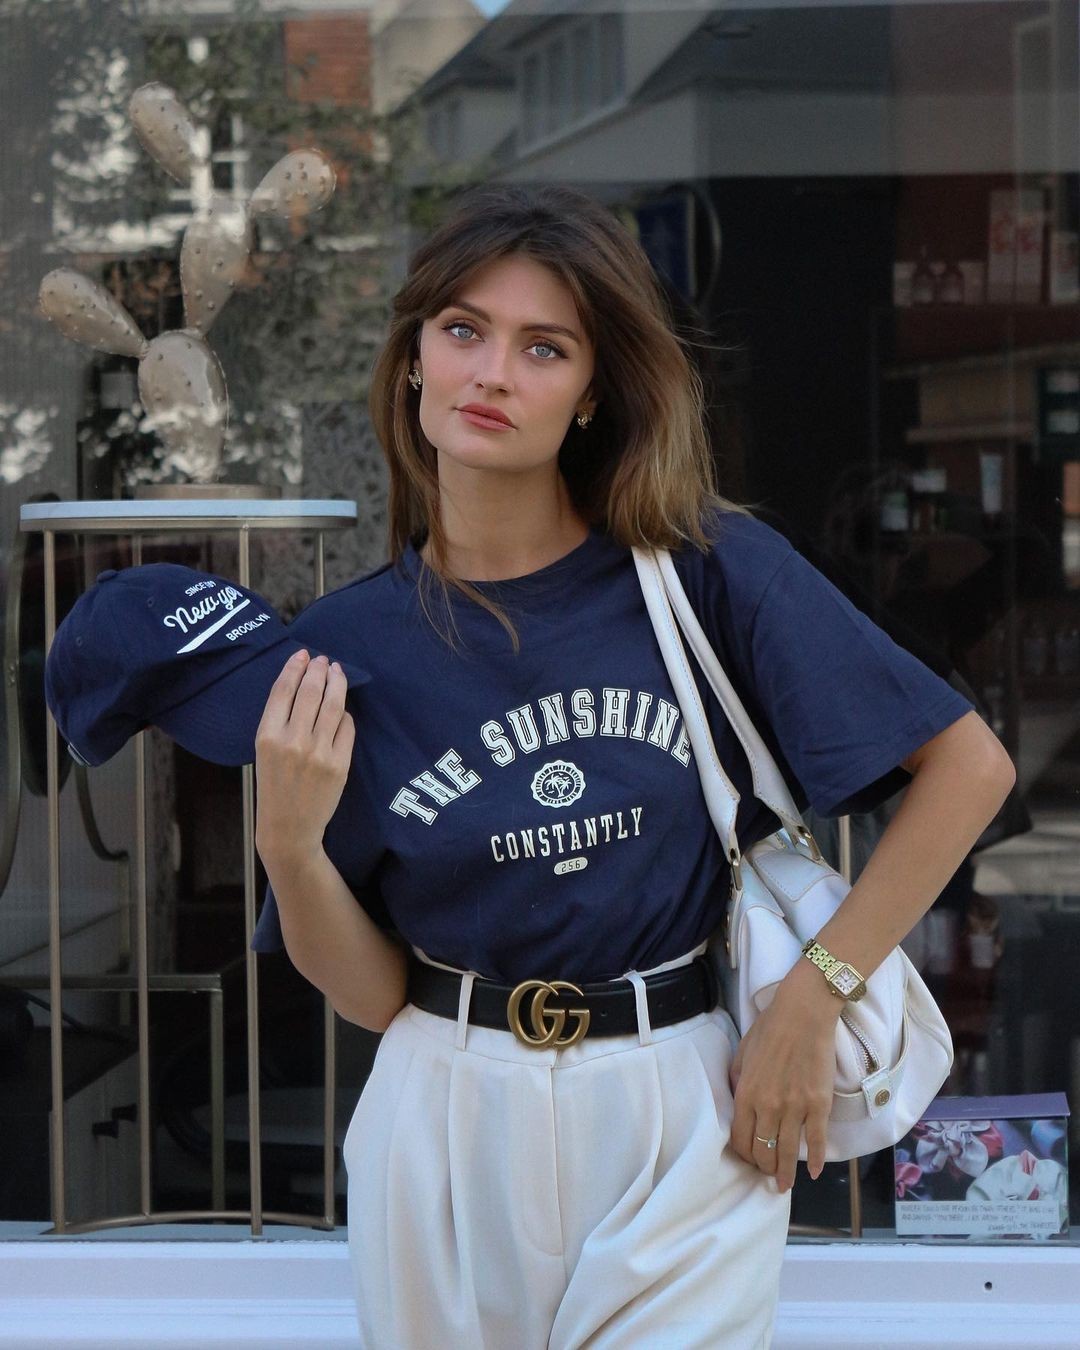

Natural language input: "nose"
[474,339,513,392]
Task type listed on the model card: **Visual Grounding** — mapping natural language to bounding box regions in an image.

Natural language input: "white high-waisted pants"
[342,942,791,1349]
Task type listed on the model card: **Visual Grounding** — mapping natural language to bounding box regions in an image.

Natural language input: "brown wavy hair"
[368,183,748,651]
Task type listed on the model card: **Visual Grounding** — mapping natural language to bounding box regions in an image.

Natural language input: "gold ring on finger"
[754,1135,778,1149]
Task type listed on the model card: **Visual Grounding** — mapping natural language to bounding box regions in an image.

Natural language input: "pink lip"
[458,405,514,429]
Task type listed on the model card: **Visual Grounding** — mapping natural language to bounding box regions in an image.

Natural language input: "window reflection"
[1,0,1078,1246]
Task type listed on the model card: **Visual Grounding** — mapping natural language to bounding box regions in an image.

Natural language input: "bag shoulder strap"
[632,544,809,846]
[631,544,741,859]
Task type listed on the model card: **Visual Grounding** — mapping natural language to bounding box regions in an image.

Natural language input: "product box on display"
[894,1093,1070,1240]
[986,189,1017,304]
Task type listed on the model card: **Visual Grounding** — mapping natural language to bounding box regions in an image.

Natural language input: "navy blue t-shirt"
[250,510,973,981]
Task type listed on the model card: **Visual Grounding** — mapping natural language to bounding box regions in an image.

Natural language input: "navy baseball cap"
[44,562,370,767]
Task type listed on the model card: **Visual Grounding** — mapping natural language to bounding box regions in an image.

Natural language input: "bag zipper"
[839,1010,879,1074]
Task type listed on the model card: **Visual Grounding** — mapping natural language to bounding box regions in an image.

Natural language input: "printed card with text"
[894,1093,1070,1240]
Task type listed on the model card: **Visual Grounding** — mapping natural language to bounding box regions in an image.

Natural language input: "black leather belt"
[406,952,720,1048]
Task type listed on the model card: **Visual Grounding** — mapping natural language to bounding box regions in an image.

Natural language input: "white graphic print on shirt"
[386,683,686,884]
[389,683,689,823]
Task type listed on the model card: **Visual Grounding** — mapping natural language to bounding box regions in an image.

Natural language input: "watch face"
[831,964,863,997]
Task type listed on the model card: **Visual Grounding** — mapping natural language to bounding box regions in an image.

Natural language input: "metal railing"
[19,498,356,1236]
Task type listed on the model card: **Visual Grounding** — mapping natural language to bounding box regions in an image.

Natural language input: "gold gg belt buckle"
[507,979,591,1048]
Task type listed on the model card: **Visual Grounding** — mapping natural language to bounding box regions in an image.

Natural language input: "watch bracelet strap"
[801,938,841,978]
[801,938,865,991]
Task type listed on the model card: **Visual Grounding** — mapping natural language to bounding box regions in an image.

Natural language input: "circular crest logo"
[530,759,585,809]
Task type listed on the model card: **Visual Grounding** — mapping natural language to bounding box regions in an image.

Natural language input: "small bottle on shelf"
[937,260,964,304]
[879,464,911,534]
[983,625,1008,740]
[912,246,936,305]
[909,466,947,533]
[979,451,1004,526]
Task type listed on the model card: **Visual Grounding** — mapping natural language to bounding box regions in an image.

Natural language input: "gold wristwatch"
[800,938,867,1002]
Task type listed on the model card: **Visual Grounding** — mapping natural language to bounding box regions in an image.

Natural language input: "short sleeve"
[742,545,976,818]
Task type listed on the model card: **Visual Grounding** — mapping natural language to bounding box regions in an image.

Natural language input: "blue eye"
[531,339,565,361]
[442,321,565,361]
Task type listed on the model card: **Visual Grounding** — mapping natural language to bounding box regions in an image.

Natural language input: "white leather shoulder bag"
[632,544,953,1161]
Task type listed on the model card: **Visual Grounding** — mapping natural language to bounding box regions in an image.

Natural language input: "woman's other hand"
[726,712,1016,1194]
[254,650,355,869]
[252,649,406,1032]
[727,967,840,1191]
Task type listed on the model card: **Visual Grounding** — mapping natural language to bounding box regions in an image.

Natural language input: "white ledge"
[0,1238,1077,1348]
[20,499,357,521]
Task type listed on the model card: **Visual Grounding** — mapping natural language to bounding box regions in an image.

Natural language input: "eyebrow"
[443,298,582,345]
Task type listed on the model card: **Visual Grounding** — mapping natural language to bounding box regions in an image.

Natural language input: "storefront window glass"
[1,0,1076,1246]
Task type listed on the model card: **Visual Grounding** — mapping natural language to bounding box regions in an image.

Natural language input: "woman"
[251,185,1015,1348]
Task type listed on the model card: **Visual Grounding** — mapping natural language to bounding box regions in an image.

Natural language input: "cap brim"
[154,637,371,767]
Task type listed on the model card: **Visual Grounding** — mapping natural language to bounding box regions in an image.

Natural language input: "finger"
[312,660,348,744]
[751,1122,780,1175]
[728,1040,743,1096]
[774,1113,802,1193]
[256,649,310,736]
[289,653,331,733]
[804,1106,829,1181]
[730,1089,757,1165]
[333,707,355,756]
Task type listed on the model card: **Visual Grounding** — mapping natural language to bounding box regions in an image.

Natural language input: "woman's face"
[413,253,597,479]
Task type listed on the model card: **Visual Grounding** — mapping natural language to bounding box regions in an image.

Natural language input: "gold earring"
[408,369,423,389]
[576,410,592,428]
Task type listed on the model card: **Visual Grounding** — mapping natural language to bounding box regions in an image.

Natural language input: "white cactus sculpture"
[39,81,337,482]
